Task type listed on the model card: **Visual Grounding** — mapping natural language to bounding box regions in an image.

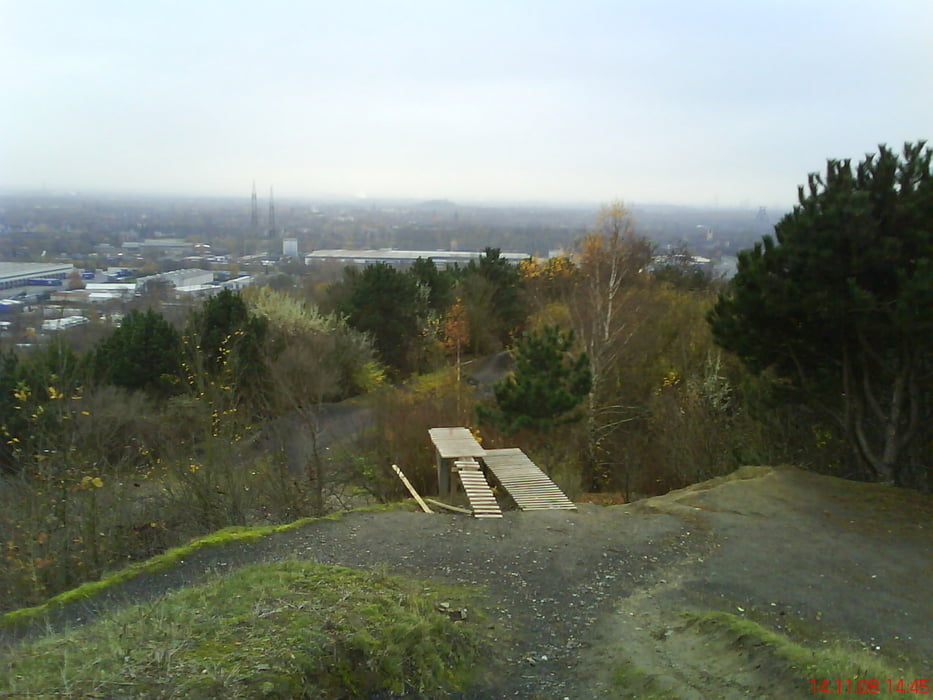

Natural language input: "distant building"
[651,253,712,267]
[94,243,122,257]
[0,262,74,291]
[41,316,89,332]
[132,239,195,258]
[304,248,530,268]
[283,238,299,257]
[80,284,136,302]
[174,284,221,298]
[172,274,253,297]
[0,299,25,313]
[50,289,91,303]
[222,275,253,291]
[138,269,214,290]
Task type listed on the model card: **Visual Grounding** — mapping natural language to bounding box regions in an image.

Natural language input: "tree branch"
[851,395,881,477]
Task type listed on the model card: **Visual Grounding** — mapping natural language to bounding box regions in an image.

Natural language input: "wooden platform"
[482,448,576,511]
[428,427,485,459]
[429,427,486,496]
[456,460,502,518]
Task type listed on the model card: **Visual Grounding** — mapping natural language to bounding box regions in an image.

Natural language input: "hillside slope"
[3,466,931,698]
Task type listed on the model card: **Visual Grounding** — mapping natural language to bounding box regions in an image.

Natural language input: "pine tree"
[336,263,425,376]
[93,309,182,396]
[479,325,592,433]
[708,142,933,487]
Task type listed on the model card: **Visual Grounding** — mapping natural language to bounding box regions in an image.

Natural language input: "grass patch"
[684,610,921,685]
[404,366,459,395]
[611,661,678,699]
[2,560,488,699]
[1,503,405,629]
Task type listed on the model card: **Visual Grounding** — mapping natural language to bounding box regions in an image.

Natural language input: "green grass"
[609,610,923,698]
[1,560,488,699]
[684,610,921,684]
[611,661,679,699]
[1,502,405,629]
[404,365,459,394]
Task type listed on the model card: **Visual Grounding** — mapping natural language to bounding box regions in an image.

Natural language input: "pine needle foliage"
[479,325,592,433]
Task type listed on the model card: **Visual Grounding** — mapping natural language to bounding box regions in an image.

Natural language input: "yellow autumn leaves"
[79,475,104,489]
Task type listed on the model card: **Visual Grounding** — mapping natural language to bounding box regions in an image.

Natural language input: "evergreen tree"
[93,309,182,396]
[186,288,269,412]
[188,289,259,371]
[409,256,454,313]
[336,263,425,375]
[0,341,87,474]
[461,247,526,348]
[479,325,592,432]
[708,142,933,487]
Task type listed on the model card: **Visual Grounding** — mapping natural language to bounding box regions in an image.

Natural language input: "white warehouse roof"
[304,249,530,267]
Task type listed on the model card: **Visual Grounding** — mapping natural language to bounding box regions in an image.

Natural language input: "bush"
[336,371,475,501]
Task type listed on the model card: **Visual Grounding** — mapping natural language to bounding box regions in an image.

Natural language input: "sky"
[2,0,931,208]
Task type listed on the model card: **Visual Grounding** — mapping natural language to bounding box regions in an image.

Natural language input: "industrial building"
[41,316,89,332]
[140,269,214,289]
[304,249,530,267]
[0,263,74,291]
[123,239,195,258]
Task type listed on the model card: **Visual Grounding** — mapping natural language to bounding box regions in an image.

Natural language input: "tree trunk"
[846,348,919,486]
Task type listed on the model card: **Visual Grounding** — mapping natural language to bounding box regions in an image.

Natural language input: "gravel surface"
[4,466,931,698]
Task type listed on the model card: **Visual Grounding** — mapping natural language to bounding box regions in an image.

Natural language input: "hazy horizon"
[0,188,786,216]
[3,1,931,209]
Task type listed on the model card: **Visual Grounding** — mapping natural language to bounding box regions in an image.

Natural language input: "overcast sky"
[2,0,931,207]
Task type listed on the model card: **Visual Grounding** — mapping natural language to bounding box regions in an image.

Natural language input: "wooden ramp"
[456,460,502,518]
[482,448,576,511]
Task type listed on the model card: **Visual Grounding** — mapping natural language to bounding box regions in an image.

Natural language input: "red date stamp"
[810,678,930,694]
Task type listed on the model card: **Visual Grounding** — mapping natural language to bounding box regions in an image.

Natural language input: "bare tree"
[572,201,654,489]
[268,346,324,512]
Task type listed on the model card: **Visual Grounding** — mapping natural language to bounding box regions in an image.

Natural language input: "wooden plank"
[423,498,473,515]
[428,427,485,458]
[457,468,502,518]
[454,458,481,471]
[391,464,433,514]
[519,500,574,505]
[507,488,560,492]
[482,448,575,512]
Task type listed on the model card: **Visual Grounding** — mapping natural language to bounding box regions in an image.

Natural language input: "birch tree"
[573,201,654,489]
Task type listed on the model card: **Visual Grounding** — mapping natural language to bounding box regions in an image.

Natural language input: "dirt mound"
[578,467,932,698]
[3,466,930,698]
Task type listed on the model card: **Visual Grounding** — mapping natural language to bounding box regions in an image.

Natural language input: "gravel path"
[4,467,931,698]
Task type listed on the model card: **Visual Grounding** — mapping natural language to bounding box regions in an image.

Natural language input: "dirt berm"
[4,466,931,698]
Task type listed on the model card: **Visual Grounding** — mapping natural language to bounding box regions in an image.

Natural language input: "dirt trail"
[3,466,931,698]
[575,467,932,698]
